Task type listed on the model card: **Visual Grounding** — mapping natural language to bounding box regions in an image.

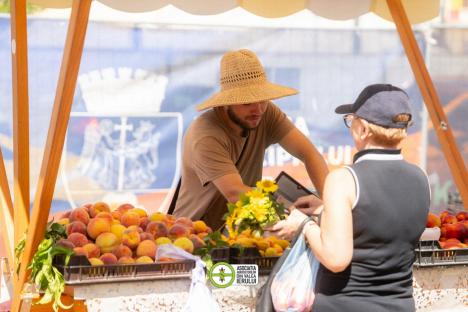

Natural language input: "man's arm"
[212,173,252,203]
[279,128,328,196]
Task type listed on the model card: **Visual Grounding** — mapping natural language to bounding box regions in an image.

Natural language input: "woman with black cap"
[270,84,430,312]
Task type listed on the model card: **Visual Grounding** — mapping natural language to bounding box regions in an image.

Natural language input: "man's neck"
[216,107,247,137]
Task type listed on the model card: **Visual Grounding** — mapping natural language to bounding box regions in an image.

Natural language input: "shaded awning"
[29,0,440,24]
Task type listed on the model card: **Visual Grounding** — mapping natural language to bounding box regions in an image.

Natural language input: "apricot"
[276,239,290,250]
[73,247,88,257]
[139,232,154,241]
[139,217,150,231]
[235,237,255,248]
[426,212,441,228]
[100,253,118,265]
[87,218,112,240]
[111,210,122,221]
[121,211,141,227]
[56,239,75,250]
[89,201,111,218]
[83,243,100,258]
[146,221,168,239]
[96,232,120,254]
[136,256,153,264]
[68,232,88,247]
[110,224,127,241]
[193,220,208,233]
[173,237,194,254]
[265,247,279,257]
[69,207,90,225]
[118,256,135,264]
[189,234,206,250]
[155,237,172,246]
[95,212,113,223]
[121,229,141,250]
[168,224,189,240]
[130,208,148,218]
[66,221,87,236]
[136,240,157,259]
[149,212,167,223]
[254,239,270,251]
[272,243,283,254]
[127,225,143,233]
[117,203,134,215]
[88,258,104,266]
[112,244,133,259]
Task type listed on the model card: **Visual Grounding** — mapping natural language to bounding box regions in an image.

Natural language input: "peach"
[83,243,100,258]
[68,232,88,247]
[89,201,111,218]
[158,257,176,262]
[189,234,206,250]
[426,213,441,228]
[130,208,148,218]
[112,244,133,259]
[57,218,70,226]
[56,239,75,250]
[127,225,143,233]
[118,256,135,264]
[173,237,194,254]
[69,207,90,225]
[62,210,72,219]
[110,224,127,241]
[117,203,134,214]
[443,215,458,225]
[96,232,120,254]
[136,256,153,264]
[121,211,140,227]
[193,220,208,233]
[139,217,150,231]
[136,240,157,259]
[149,212,167,223]
[174,217,193,228]
[155,237,172,246]
[112,219,121,225]
[66,221,87,236]
[100,253,118,265]
[146,221,168,239]
[82,203,92,212]
[88,258,104,266]
[456,211,468,221]
[111,210,122,221]
[168,224,189,240]
[87,218,112,239]
[140,232,154,241]
[73,247,88,257]
[445,223,467,240]
[121,229,141,250]
[439,210,450,222]
[95,212,113,223]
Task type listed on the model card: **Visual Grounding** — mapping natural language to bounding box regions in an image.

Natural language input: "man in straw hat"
[172,49,328,230]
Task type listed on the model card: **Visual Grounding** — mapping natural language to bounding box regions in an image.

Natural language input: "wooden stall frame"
[0,148,14,266]
[6,0,468,311]
[387,0,468,208]
[11,0,92,311]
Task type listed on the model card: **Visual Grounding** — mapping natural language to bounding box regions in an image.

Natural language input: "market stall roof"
[30,0,439,24]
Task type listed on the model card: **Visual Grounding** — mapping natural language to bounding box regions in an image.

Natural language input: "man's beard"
[227,107,253,137]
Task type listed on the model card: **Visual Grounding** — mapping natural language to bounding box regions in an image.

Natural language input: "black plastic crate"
[230,247,280,275]
[414,240,468,267]
[53,255,195,285]
[210,247,230,264]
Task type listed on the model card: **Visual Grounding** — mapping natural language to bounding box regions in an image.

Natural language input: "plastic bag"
[270,235,319,312]
[155,244,220,312]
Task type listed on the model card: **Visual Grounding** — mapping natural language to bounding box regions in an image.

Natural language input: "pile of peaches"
[56,202,212,265]
[426,210,468,249]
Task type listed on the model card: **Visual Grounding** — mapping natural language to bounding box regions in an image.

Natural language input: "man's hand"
[266,209,309,240]
[293,195,323,216]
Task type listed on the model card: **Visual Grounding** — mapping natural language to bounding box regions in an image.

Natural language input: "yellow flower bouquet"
[224,179,286,238]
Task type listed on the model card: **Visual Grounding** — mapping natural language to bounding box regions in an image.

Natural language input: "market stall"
[1,1,468,312]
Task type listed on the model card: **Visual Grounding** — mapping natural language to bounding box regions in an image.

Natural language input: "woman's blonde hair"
[367,114,411,147]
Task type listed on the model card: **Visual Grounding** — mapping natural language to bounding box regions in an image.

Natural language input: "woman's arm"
[303,168,355,272]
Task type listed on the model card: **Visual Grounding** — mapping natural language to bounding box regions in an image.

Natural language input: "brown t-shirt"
[173,102,294,230]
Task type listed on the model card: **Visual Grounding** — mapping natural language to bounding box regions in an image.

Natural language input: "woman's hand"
[293,195,323,216]
[266,209,309,240]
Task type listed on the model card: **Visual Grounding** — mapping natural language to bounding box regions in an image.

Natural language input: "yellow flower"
[245,189,263,199]
[256,179,278,193]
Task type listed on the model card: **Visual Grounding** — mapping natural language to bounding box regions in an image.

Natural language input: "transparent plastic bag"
[155,244,220,312]
[271,235,319,312]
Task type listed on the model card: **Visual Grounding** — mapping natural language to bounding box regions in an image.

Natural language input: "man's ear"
[360,119,371,141]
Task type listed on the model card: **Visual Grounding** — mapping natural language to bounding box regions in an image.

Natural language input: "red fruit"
[456,211,468,221]
[442,215,458,225]
[426,213,441,228]
[445,223,467,241]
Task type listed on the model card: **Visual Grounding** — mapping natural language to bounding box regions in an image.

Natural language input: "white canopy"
[30,0,440,24]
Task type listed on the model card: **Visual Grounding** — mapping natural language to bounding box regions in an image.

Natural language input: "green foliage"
[0,0,44,14]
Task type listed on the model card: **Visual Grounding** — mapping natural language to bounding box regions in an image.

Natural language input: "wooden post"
[0,148,14,265]
[387,0,468,209]
[11,0,92,310]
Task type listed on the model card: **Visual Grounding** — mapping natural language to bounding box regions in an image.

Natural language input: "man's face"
[227,101,268,130]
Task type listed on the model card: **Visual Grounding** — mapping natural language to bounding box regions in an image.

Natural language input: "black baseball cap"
[335,84,412,129]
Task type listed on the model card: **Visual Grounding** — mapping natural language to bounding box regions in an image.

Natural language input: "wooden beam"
[11,0,92,311]
[0,148,14,266]
[387,0,468,209]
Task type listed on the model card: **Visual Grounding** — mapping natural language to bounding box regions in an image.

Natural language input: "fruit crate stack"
[414,240,468,267]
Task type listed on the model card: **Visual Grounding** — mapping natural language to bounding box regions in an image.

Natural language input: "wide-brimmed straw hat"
[196,49,298,111]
